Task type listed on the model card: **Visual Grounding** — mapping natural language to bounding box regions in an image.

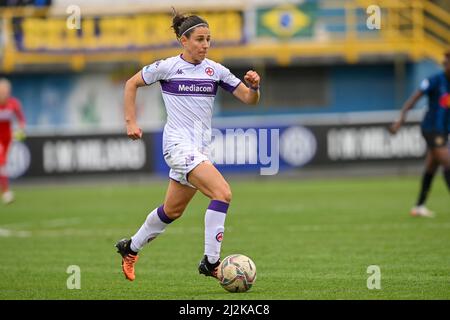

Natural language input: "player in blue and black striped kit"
[390,50,450,217]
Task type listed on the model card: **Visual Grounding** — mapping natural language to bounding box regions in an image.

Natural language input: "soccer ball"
[216,254,256,293]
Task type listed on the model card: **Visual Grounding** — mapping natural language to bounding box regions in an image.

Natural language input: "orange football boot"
[115,239,139,281]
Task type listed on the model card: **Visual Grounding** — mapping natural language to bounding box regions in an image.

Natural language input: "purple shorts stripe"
[157,205,173,224]
[208,200,229,214]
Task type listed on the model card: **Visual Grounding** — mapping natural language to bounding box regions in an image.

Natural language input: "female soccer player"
[0,78,26,205]
[116,11,261,281]
[390,50,450,217]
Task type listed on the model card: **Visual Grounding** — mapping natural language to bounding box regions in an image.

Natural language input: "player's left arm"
[232,70,260,105]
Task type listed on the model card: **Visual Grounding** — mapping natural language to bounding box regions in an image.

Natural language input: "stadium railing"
[0,0,448,72]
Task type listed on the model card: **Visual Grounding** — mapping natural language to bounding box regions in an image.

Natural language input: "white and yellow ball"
[216,254,256,293]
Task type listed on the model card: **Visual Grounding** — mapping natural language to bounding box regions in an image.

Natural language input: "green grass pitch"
[0,176,449,300]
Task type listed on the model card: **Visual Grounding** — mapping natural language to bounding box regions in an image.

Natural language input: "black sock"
[444,168,450,191]
[417,171,435,206]
[126,239,138,256]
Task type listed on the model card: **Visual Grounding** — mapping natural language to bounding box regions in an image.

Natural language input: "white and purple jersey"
[141,54,242,154]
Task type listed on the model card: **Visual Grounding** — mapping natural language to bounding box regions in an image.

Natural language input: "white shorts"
[163,143,210,188]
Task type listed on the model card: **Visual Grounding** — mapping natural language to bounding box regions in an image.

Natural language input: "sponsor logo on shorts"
[185,154,195,167]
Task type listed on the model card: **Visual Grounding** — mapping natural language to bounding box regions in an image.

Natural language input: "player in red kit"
[0,78,26,204]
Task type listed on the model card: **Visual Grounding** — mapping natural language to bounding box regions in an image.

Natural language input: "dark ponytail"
[171,7,208,39]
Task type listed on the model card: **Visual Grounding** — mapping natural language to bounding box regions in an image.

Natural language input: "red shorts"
[0,137,11,166]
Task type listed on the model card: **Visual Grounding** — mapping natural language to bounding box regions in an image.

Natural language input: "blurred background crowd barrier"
[1,0,449,180]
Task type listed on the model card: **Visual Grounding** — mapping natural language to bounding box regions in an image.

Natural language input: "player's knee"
[212,186,232,203]
[224,189,232,203]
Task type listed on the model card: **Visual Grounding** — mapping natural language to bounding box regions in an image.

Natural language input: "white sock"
[130,205,173,252]
[204,200,229,264]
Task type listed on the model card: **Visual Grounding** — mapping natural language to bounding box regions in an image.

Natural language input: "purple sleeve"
[218,64,241,93]
[219,80,241,93]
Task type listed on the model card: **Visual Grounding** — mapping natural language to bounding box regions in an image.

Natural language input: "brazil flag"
[257,2,317,38]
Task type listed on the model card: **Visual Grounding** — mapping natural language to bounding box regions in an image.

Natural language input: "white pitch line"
[0,217,81,229]
[0,228,31,238]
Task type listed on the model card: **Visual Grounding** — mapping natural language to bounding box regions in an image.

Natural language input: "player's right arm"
[124,71,146,140]
[390,76,437,134]
[124,59,168,140]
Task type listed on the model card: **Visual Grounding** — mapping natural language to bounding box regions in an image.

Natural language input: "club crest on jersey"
[205,67,214,76]
[215,232,223,242]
